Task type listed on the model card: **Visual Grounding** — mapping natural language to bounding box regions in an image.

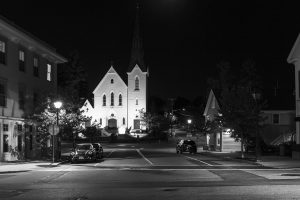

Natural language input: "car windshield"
[92,144,99,149]
[76,145,91,150]
[184,140,195,145]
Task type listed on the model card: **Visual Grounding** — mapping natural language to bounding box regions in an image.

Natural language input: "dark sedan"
[92,143,104,159]
[70,143,97,163]
[176,139,197,154]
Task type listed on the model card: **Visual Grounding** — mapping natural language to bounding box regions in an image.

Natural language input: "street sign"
[48,124,60,135]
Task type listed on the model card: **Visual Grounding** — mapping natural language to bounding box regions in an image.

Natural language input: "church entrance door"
[108,119,117,128]
[133,119,140,129]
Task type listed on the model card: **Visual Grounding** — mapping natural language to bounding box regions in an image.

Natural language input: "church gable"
[93,66,127,95]
[203,90,220,120]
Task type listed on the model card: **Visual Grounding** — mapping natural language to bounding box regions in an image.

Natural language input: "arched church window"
[136,99,138,105]
[111,92,114,106]
[111,79,114,84]
[135,77,139,90]
[123,117,125,125]
[103,95,106,106]
[119,94,122,106]
[100,118,102,125]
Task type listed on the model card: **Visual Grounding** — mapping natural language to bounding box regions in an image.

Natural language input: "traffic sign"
[48,124,60,135]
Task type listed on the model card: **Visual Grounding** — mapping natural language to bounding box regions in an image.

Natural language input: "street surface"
[1,143,300,199]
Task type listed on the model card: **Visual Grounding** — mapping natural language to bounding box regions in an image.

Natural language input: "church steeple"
[128,3,146,72]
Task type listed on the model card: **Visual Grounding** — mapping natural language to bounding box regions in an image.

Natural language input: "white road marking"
[184,155,213,166]
[136,149,154,166]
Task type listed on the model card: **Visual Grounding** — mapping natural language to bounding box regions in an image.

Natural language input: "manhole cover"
[163,188,178,192]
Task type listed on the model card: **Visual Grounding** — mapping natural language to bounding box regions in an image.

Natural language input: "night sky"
[0,0,298,101]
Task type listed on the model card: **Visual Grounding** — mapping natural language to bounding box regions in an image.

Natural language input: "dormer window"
[135,77,139,90]
[111,79,114,84]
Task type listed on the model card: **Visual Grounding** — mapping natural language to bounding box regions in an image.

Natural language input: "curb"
[0,170,31,174]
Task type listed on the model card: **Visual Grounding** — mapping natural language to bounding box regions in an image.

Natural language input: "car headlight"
[88,151,93,155]
[70,152,75,156]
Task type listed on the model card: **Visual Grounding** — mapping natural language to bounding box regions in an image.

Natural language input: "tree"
[206,60,265,158]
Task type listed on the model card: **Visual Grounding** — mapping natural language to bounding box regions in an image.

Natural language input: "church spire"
[128,3,145,72]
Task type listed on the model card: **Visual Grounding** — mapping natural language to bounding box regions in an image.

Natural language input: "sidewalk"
[201,151,300,169]
[0,160,61,173]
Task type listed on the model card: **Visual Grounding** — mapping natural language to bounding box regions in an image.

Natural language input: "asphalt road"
[1,143,300,199]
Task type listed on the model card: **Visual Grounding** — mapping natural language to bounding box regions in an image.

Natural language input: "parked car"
[70,143,97,163]
[92,143,104,159]
[176,139,197,154]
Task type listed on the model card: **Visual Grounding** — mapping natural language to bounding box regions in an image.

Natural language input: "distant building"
[287,33,300,159]
[203,89,241,152]
[81,6,148,136]
[260,88,295,146]
[0,16,66,161]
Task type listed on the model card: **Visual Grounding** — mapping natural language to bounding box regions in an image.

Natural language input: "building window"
[273,114,279,124]
[136,99,138,105]
[18,135,22,151]
[0,79,7,107]
[19,87,25,110]
[119,94,122,106]
[103,95,106,106]
[111,79,114,84]
[19,50,25,72]
[3,124,8,131]
[111,92,114,106]
[0,40,6,64]
[135,77,139,90]
[100,118,102,125]
[3,135,8,152]
[33,57,39,77]
[123,117,125,125]
[47,64,52,81]
[18,124,22,131]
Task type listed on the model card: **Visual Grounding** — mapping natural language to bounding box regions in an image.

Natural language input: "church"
[81,6,148,135]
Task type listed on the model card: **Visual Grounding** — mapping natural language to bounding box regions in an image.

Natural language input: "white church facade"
[81,6,148,135]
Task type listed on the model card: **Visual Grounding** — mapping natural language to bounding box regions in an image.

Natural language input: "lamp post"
[53,101,62,163]
[252,92,261,161]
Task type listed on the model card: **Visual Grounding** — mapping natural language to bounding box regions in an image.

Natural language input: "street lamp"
[187,119,192,133]
[252,92,261,161]
[53,101,62,163]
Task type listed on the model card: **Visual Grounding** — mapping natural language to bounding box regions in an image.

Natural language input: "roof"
[287,33,300,64]
[0,15,67,63]
[262,88,295,110]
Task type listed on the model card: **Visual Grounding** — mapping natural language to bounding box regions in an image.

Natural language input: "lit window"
[47,64,51,81]
[119,94,122,106]
[0,79,7,107]
[135,77,139,90]
[0,40,6,64]
[19,50,25,72]
[103,95,106,106]
[33,57,39,77]
[111,92,114,106]
[273,114,279,124]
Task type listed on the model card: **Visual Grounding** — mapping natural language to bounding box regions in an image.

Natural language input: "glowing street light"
[52,100,62,163]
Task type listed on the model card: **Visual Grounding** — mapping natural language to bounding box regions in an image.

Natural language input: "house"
[260,88,295,146]
[203,89,241,152]
[81,5,148,137]
[287,33,300,159]
[0,16,67,161]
